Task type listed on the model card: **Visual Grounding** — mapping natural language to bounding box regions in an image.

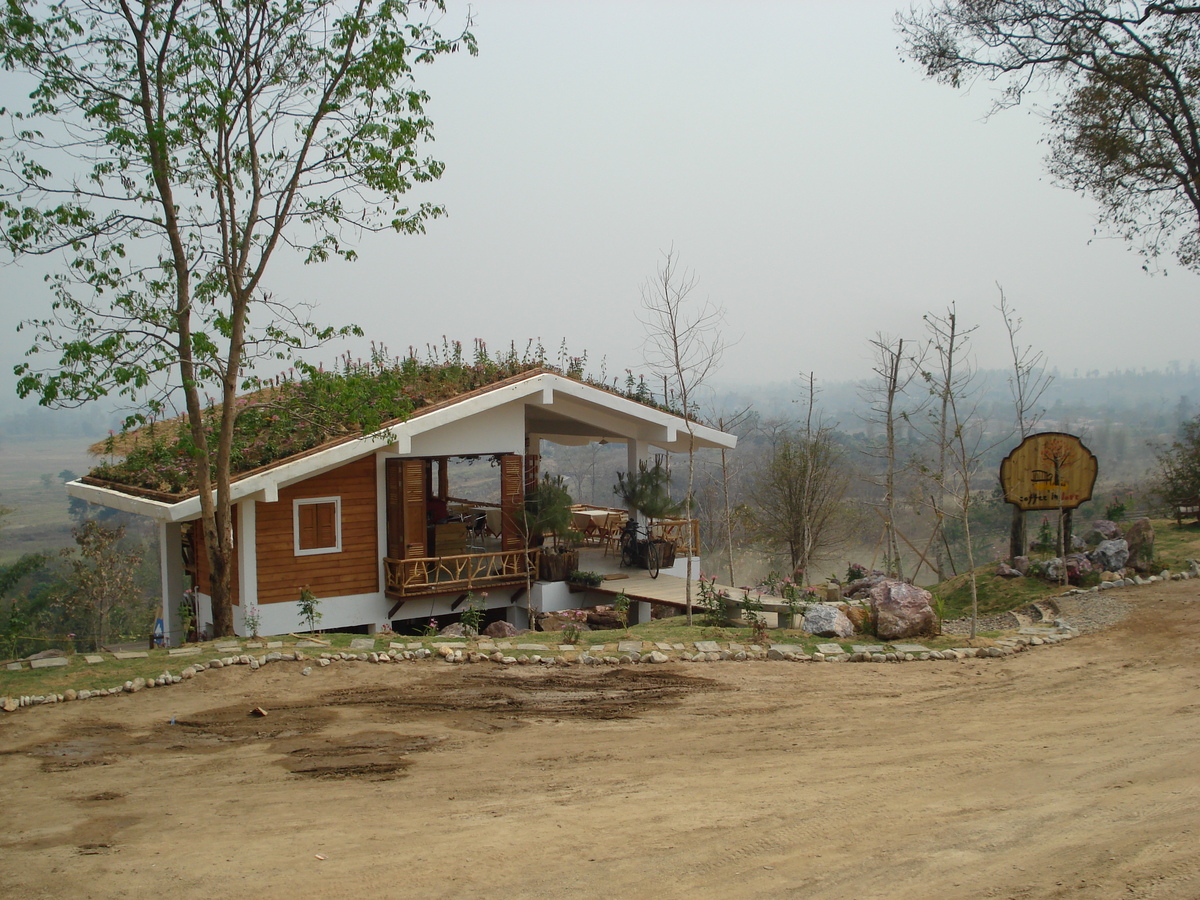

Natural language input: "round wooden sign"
[999,432,1098,512]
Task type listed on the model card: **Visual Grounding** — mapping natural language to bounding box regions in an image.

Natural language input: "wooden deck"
[588,570,700,609]
[572,547,796,625]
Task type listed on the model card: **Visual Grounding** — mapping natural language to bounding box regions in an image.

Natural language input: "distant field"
[0,435,99,563]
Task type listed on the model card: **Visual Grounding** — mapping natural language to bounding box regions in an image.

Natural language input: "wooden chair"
[600,512,626,557]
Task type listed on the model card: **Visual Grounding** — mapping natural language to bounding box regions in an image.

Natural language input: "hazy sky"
[3,0,1197,416]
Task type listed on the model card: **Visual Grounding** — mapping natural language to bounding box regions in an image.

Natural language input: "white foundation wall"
[531,580,574,615]
[662,555,701,579]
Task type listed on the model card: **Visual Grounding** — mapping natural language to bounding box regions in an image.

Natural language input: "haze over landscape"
[1,0,1198,422]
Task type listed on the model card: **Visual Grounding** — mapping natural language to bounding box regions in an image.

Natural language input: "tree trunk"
[1009,505,1025,561]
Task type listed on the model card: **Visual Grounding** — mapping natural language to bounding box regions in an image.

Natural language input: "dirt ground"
[1,583,1198,899]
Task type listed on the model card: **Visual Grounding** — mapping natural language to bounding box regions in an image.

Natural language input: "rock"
[1085,520,1123,544]
[869,580,938,641]
[995,562,1023,578]
[1064,553,1094,584]
[483,620,520,639]
[536,613,591,634]
[802,604,855,638]
[1089,539,1129,572]
[301,666,312,676]
[844,571,889,599]
[26,648,68,661]
[645,650,669,664]
[439,622,467,638]
[1124,518,1155,572]
[1012,556,1031,575]
[840,604,870,632]
[584,610,623,630]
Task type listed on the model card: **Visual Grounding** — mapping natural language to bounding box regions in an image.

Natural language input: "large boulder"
[535,613,589,634]
[839,604,870,632]
[483,620,521,639]
[843,571,888,599]
[869,580,938,641]
[1084,520,1123,545]
[1089,538,1129,572]
[802,604,855,638]
[586,607,625,629]
[1124,518,1156,572]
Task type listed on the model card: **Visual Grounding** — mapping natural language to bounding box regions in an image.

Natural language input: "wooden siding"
[255,456,379,604]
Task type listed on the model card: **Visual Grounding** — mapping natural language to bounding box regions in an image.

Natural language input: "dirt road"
[2,582,1198,899]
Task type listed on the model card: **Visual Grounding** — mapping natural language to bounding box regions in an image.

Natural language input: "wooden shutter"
[297,501,337,551]
[385,459,403,559]
[315,502,336,548]
[401,459,428,559]
[500,454,524,551]
[298,502,318,550]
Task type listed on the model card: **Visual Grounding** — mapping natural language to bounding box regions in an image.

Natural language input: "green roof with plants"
[85,339,676,497]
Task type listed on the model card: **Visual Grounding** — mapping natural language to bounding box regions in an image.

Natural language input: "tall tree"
[918,304,978,581]
[899,1,1200,271]
[639,246,726,625]
[2,0,475,635]
[997,287,1054,559]
[861,335,924,579]
[746,382,849,581]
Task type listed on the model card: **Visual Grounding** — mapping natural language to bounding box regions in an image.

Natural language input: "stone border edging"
[0,626,1082,713]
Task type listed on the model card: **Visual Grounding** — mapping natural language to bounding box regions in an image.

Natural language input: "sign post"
[999,432,1098,561]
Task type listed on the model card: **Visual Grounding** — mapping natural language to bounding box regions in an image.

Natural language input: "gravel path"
[1052,592,1135,634]
[942,591,1135,636]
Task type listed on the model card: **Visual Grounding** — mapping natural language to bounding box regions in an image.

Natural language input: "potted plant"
[566,569,604,592]
[613,459,682,569]
[522,474,581,581]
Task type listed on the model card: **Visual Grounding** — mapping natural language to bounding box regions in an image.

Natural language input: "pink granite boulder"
[869,580,938,641]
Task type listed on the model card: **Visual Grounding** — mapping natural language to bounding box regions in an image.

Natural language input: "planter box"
[538,549,579,582]
[637,539,676,569]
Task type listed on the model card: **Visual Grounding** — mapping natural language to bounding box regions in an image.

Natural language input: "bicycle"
[618,517,661,579]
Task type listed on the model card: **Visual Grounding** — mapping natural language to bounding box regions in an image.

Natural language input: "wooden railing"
[383,548,539,598]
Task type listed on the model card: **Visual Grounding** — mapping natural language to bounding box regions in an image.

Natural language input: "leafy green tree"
[58,522,144,650]
[1153,415,1200,511]
[1,0,475,635]
[745,421,849,581]
[614,459,683,523]
[898,1,1200,271]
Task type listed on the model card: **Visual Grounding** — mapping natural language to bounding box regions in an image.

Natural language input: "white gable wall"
[408,403,525,457]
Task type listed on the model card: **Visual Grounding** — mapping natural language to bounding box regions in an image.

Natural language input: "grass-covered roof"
[85,340,670,496]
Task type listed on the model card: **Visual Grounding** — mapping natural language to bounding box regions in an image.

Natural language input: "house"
[67,368,737,641]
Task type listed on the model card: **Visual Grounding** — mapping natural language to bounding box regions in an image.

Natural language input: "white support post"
[159,521,184,647]
[237,499,257,635]
[625,438,641,519]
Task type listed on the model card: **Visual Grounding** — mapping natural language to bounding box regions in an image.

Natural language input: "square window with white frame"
[294,497,341,555]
